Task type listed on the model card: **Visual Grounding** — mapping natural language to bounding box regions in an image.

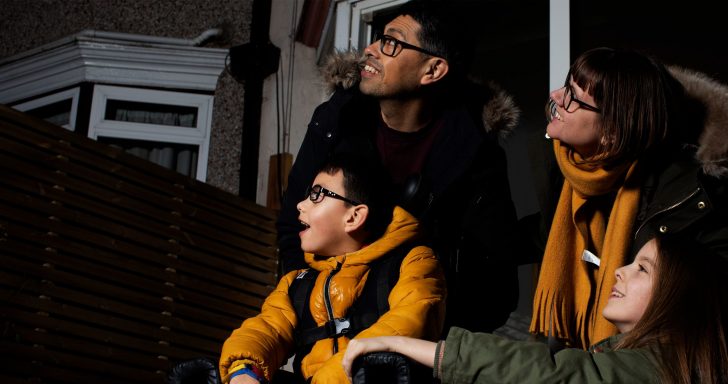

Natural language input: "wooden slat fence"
[0,104,279,383]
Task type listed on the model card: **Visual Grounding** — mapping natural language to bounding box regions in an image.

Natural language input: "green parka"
[440,327,659,383]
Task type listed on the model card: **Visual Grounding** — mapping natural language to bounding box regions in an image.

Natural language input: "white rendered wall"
[257,0,329,206]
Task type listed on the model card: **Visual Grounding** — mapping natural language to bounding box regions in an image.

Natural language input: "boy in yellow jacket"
[219,154,446,383]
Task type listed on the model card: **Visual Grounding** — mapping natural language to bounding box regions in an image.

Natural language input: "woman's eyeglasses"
[305,185,360,206]
[562,82,601,113]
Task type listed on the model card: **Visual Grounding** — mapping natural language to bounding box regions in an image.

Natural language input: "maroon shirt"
[375,117,445,185]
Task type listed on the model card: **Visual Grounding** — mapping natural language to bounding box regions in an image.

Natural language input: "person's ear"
[421,58,449,85]
[344,205,369,234]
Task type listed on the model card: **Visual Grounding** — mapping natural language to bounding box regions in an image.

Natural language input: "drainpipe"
[230,0,280,200]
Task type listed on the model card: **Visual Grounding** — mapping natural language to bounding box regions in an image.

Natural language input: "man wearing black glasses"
[277,1,520,335]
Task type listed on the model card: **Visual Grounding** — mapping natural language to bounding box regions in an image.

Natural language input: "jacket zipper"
[324,261,342,354]
[633,187,701,240]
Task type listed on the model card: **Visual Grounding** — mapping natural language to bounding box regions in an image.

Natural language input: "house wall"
[257,0,329,207]
[0,0,254,195]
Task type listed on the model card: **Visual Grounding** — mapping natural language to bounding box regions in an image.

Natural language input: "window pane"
[104,99,198,128]
[98,137,198,178]
[25,98,72,127]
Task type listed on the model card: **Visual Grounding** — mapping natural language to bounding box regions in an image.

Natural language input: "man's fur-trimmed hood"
[320,51,520,137]
[669,66,728,179]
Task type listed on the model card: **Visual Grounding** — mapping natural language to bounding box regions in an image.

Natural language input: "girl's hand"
[342,336,439,382]
[341,337,398,381]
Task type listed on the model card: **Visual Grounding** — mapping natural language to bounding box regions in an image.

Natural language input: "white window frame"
[334,0,411,52]
[12,87,80,131]
[0,30,227,183]
[88,85,213,181]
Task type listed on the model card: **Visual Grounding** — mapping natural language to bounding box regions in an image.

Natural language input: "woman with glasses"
[525,47,728,350]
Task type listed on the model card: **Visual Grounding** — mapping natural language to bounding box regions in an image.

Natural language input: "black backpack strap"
[290,243,419,372]
[295,317,353,347]
[345,242,414,336]
[289,269,319,324]
[288,269,319,377]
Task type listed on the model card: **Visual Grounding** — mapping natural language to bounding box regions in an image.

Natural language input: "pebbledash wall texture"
[0,0,254,195]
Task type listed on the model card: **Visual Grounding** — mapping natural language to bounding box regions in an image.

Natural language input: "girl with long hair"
[342,233,728,383]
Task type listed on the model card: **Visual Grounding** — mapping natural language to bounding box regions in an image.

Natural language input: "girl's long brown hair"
[616,234,728,383]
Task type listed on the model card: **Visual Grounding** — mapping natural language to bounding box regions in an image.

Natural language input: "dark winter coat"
[276,52,521,333]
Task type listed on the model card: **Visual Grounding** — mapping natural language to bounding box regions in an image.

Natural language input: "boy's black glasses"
[563,81,601,113]
[375,33,441,58]
[305,185,361,206]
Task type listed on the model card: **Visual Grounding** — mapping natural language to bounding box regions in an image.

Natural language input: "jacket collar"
[320,51,521,138]
[588,333,626,353]
[304,206,421,271]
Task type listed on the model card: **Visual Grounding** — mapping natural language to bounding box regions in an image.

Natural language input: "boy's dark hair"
[319,153,395,241]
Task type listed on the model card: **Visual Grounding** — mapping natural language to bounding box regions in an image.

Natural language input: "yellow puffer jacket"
[219,206,446,383]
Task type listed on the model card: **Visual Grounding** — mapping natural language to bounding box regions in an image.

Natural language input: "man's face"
[296,170,354,257]
[359,15,431,99]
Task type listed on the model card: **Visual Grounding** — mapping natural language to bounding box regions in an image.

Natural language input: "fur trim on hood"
[320,50,520,137]
[669,66,728,179]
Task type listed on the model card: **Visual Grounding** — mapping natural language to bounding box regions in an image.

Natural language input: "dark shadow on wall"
[572,1,728,83]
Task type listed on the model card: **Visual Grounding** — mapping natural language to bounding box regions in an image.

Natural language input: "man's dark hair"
[319,153,395,241]
[397,0,469,78]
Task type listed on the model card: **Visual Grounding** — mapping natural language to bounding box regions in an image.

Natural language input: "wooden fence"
[0,104,279,383]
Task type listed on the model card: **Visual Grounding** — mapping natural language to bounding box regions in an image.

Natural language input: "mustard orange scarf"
[530,140,641,348]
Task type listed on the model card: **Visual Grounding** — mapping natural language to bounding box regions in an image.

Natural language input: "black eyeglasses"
[305,185,361,206]
[374,33,440,58]
[562,81,601,113]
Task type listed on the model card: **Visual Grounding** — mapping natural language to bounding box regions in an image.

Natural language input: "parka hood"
[669,66,728,179]
[304,206,420,270]
[320,50,520,137]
